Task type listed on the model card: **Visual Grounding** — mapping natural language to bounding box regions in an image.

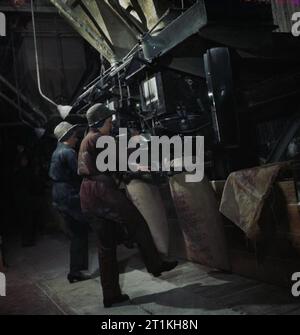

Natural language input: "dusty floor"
[1,233,300,315]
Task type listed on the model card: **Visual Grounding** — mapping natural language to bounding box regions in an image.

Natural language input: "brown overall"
[78,129,162,300]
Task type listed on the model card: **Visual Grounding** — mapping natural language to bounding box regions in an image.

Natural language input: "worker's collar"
[58,142,72,149]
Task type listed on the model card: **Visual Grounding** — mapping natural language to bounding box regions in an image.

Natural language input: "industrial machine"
[47,0,300,179]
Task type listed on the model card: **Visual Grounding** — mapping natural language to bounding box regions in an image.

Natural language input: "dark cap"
[86,103,114,127]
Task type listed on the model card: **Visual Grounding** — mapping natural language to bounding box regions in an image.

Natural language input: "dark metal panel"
[142,1,207,61]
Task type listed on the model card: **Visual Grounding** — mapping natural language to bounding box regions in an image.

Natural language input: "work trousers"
[60,212,89,275]
[83,182,162,300]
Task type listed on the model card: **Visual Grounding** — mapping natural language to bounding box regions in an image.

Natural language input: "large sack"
[220,164,284,239]
[170,174,230,271]
[127,180,169,256]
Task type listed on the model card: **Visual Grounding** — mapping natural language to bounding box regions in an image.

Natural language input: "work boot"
[103,294,130,308]
[152,260,178,277]
[67,271,92,284]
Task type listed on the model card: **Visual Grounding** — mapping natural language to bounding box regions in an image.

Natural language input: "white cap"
[54,122,78,142]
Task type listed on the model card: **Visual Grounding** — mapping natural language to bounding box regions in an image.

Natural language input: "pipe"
[30,0,58,108]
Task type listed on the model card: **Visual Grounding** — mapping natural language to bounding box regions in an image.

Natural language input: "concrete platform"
[1,233,300,315]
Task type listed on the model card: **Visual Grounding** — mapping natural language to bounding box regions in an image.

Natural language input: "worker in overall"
[49,122,91,284]
[78,103,178,308]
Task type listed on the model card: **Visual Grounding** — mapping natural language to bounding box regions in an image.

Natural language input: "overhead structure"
[49,0,173,64]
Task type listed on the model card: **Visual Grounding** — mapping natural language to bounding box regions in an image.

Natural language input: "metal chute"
[49,0,145,63]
